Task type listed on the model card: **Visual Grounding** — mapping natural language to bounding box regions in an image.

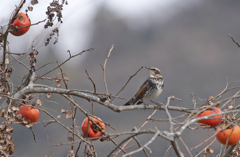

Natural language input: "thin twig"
[35,62,53,71]
[228,34,240,47]
[122,131,160,157]
[164,145,172,157]
[133,136,149,157]
[3,0,26,70]
[30,127,37,142]
[179,136,192,157]
[223,144,237,157]
[38,108,91,145]
[10,55,30,70]
[112,66,143,101]
[100,44,114,95]
[34,48,93,82]
[56,61,68,89]
[190,93,197,109]
[113,109,159,156]
[12,19,46,30]
[85,70,96,93]
[194,138,216,157]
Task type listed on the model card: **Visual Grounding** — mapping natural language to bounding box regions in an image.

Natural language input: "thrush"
[124,67,164,106]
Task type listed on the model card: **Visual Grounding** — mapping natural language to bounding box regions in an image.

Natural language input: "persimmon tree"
[1,0,240,157]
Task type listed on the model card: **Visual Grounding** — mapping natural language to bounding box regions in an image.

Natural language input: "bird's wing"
[132,78,149,104]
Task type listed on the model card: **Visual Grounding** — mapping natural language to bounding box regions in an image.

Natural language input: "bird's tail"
[124,98,134,106]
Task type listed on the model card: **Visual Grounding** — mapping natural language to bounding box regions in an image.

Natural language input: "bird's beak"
[145,67,151,70]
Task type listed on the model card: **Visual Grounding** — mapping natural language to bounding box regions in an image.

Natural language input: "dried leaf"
[63,75,69,81]
[22,119,29,125]
[57,82,62,87]
[0,124,5,131]
[26,123,33,128]
[5,58,9,64]
[68,150,74,157]
[8,118,15,124]
[15,114,22,120]
[46,93,52,98]
[0,109,6,117]
[12,106,19,112]
[34,50,39,55]
[67,136,73,141]
[225,105,233,109]
[6,134,13,141]
[31,0,38,5]
[205,147,214,154]
[28,6,33,11]
[36,99,43,106]
[6,144,15,152]
[209,96,215,101]
[56,79,60,83]
[57,115,61,119]
[6,126,14,133]
[202,153,207,157]
[60,109,66,113]
[3,88,8,93]
[7,108,12,113]
[66,113,72,119]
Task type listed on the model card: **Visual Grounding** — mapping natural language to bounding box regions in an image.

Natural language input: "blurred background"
[1,0,240,156]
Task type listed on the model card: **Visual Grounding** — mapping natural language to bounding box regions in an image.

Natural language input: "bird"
[124,67,164,106]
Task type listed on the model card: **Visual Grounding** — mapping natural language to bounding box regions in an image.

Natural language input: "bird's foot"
[143,103,149,110]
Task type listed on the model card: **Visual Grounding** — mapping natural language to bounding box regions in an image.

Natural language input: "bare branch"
[10,54,30,70]
[179,137,193,157]
[101,44,114,95]
[171,140,184,157]
[2,0,26,70]
[194,138,216,157]
[85,70,96,93]
[223,144,237,157]
[112,66,143,101]
[35,62,54,71]
[56,61,68,89]
[38,108,92,145]
[133,136,149,157]
[122,131,160,157]
[228,34,240,47]
[113,109,159,156]
[6,84,192,113]
[34,48,93,82]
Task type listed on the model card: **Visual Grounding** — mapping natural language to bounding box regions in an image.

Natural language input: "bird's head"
[146,67,162,78]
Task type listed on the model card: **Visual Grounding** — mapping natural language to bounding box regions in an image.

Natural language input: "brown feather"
[124,79,149,105]
[132,80,148,104]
